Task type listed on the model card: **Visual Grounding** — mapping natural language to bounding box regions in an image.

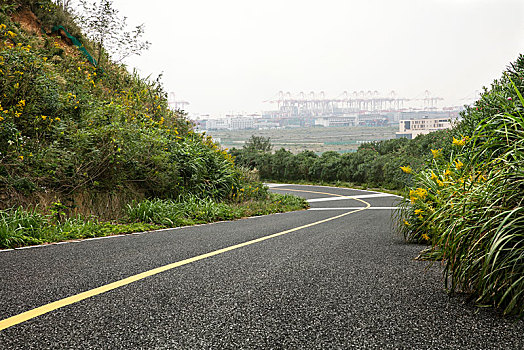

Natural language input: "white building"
[396,117,452,139]
[230,117,254,130]
[206,119,230,130]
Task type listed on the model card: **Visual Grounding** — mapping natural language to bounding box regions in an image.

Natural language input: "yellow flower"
[19,155,23,160]
[0,24,6,30]
[18,100,25,106]
[400,166,412,174]
[414,209,423,215]
[431,149,442,158]
[455,159,463,170]
[55,117,60,121]
[478,174,487,182]
[43,57,48,62]
[437,179,444,187]
[444,169,452,177]
[430,171,438,181]
[421,234,430,241]
[41,115,47,120]
[7,31,16,38]
[452,137,466,146]
[404,220,411,226]
[415,188,428,199]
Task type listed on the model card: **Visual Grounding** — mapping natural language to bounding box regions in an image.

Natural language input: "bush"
[231,131,451,190]
[397,54,524,317]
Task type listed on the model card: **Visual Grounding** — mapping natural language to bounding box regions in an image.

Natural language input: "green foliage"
[0,3,240,207]
[0,191,308,249]
[232,131,451,190]
[244,135,272,152]
[398,54,524,317]
[125,196,236,226]
[0,205,161,248]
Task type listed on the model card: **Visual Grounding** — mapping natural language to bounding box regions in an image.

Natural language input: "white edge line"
[266,182,404,198]
[309,207,398,210]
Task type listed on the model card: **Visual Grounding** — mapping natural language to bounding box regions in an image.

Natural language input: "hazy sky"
[109,0,523,116]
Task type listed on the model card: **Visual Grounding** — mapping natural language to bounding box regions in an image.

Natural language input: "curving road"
[0,184,522,349]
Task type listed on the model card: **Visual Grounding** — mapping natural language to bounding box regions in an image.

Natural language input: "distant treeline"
[229,130,453,190]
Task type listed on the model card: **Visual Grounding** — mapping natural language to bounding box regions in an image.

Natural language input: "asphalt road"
[0,184,522,349]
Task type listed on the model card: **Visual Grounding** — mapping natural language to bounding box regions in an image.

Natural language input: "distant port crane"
[263,90,444,117]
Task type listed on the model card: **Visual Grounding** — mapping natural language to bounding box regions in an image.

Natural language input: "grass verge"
[0,193,308,249]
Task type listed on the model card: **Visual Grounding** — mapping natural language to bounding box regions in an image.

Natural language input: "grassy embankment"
[0,1,307,249]
[398,55,524,317]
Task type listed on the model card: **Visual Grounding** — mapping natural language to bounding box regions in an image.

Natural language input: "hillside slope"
[0,1,239,218]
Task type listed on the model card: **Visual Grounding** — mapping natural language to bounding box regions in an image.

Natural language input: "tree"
[243,135,272,153]
[77,0,150,66]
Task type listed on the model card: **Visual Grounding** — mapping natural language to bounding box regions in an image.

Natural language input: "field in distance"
[208,126,397,154]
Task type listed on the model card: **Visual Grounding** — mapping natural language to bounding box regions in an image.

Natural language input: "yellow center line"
[0,189,369,332]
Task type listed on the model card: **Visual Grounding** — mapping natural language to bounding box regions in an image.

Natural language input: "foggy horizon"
[110,0,524,117]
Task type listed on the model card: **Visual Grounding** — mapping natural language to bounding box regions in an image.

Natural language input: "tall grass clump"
[397,54,524,317]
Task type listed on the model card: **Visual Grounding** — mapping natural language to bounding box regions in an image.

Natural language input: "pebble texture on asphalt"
[0,184,522,349]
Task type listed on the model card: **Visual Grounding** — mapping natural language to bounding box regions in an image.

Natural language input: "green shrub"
[398,54,524,317]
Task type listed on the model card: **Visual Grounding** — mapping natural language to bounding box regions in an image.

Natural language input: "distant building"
[230,117,254,130]
[206,119,230,130]
[314,115,356,127]
[396,116,453,139]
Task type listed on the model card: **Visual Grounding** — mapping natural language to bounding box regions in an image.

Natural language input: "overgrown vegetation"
[0,191,308,249]
[0,1,307,248]
[397,55,524,317]
[231,131,452,190]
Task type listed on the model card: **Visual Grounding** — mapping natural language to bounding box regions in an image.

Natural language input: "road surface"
[0,184,522,349]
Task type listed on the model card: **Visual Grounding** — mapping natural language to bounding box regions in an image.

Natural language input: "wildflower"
[55,117,60,121]
[0,24,6,30]
[43,57,48,62]
[404,220,411,226]
[430,171,438,181]
[421,234,430,241]
[18,100,25,106]
[431,149,442,158]
[19,155,23,160]
[507,97,512,101]
[415,188,428,199]
[7,31,16,38]
[444,169,452,178]
[452,137,466,146]
[455,159,463,170]
[437,179,445,187]
[41,115,47,120]
[414,209,423,215]
[400,166,412,174]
